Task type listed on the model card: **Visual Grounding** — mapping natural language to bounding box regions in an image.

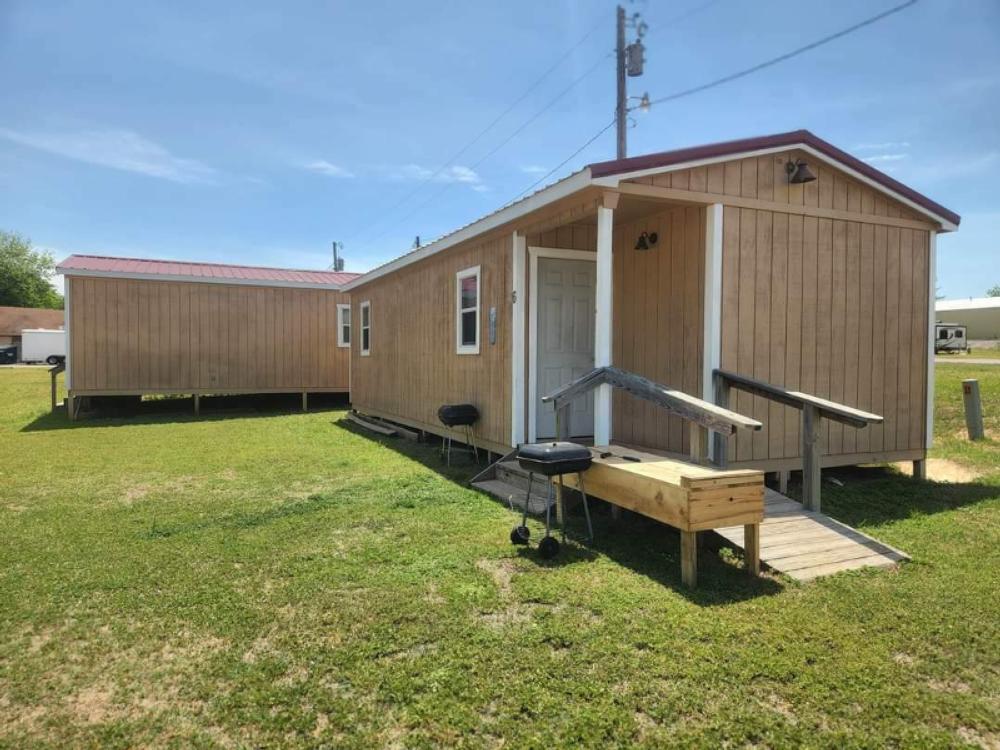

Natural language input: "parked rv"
[935,322,968,354]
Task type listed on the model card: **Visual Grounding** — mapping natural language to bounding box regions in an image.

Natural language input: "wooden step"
[494,461,556,492]
[471,479,553,515]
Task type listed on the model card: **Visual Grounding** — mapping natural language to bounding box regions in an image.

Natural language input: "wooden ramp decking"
[715,489,909,581]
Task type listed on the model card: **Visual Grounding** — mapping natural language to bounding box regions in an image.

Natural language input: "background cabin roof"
[57,254,362,289]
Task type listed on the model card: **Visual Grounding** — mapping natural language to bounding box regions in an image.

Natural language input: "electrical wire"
[639,0,918,111]
[341,17,605,243]
[512,0,920,206]
[354,0,732,249]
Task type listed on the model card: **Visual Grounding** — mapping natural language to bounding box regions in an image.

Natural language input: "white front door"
[535,256,596,439]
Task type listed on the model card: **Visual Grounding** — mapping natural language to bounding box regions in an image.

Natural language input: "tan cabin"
[56,256,358,409]
[344,130,960,474]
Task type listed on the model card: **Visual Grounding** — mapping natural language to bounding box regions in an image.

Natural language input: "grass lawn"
[1,370,998,749]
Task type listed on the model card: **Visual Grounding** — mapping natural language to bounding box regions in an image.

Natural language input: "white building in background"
[936,297,1000,340]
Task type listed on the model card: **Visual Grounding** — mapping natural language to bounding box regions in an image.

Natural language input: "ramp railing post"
[801,403,822,512]
[712,373,730,468]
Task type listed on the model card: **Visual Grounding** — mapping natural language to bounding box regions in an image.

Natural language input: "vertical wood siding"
[68,277,350,393]
[349,234,512,450]
[718,208,930,463]
[611,205,706,454]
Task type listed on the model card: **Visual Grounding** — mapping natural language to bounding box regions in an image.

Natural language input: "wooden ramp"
[716,490,909,581]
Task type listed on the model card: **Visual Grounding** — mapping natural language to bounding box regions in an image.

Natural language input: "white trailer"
[20,328,66,364]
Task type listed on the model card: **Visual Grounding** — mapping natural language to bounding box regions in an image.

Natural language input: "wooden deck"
[715,489,909,581]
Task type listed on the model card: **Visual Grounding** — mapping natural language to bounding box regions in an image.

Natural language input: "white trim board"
[701,203,724,459]
[510,233,527,446]
[57,268,351,291]
[926,231,937,450]
[526,246,597,444]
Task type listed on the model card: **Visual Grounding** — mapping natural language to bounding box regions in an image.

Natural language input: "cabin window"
[456,265,481,355]
[360,301,371,356]
[337,304,351,347]
[956,330,964,338]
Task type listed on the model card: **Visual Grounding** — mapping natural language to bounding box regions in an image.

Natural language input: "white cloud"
[385,163,484,189]
[520,164,548,175]
[303,159,354,178]
[854,141,911,151]
[0,127,217,184]
[862,153,909,164]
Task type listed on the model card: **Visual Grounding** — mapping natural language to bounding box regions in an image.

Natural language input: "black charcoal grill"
[510,442,594,558]
[437,403,480,466]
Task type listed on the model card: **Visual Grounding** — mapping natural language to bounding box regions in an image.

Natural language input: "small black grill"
[510,442,594,558]
[437,403,479,466]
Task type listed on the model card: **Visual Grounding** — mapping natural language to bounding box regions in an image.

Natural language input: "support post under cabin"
[302,392,308,412]
[801,403,822,512]
[194,394,200,416]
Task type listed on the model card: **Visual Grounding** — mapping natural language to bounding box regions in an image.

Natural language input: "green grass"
[0,370,997,748]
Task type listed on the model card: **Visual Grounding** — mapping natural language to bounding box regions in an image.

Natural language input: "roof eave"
[341,167,596,291]
[590,130,960,231]
[56,266,352,292]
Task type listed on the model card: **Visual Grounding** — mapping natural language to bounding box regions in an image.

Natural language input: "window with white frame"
[359,301,371,356]
[456,265,481,355]
[337,304,351,347]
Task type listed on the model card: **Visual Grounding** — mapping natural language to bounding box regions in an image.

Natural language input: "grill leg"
[446,437,452,467]
[521,473,533,527]
[557,475,566,543]
[578,473,594,542]
[466,425,479,464]
[544,479,553,537]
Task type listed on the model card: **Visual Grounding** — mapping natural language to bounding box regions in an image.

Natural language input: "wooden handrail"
[714,369,883,429]
[542,365,762,436]
[712,369,884,513]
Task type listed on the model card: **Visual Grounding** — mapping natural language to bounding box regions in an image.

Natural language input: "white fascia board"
[55,268,349,291]
[341,168,595,291]
[591,143,958,232]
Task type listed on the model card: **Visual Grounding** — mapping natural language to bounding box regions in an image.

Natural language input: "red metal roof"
[57,254,361,287]
[589,129,960,227]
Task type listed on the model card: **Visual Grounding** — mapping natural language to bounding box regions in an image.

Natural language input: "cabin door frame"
[526,245,597,443]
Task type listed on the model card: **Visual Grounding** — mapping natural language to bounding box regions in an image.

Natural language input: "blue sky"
[1,0,997,298]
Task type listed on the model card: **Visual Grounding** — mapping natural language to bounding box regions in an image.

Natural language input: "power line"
[360,53,613,248]
[511,0,919,206]
[641,0,918,110]
[341,17,605,243]
[355,0,732,250]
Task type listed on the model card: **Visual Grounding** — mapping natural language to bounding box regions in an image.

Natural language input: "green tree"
[987,284,1000,297]
[0,231,63,309]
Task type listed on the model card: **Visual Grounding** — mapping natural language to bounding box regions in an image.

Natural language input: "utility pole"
[615,5,648,160]
[616,5,627,160]
[330,241,344,271]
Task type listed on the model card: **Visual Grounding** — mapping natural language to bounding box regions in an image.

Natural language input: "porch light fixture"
[785,159,817,184]
[634,231,658,251]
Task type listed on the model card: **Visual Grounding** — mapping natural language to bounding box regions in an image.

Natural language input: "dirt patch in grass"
[957,725,1000,750]
[893,458,983,483]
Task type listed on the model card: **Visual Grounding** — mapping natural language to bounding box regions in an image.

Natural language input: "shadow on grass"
[343,421,785,604]
[21,392,351,432]
[780,465,999,529]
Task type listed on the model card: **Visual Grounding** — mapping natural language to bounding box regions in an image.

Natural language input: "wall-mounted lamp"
[785,159,817,184]
[634,231,658,251]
